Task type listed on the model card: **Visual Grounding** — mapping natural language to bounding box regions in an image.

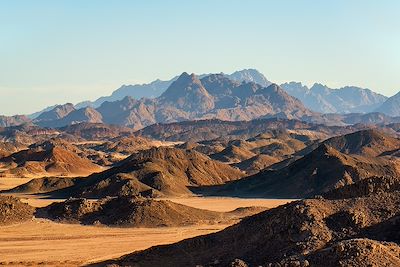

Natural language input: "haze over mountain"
[73,69,271,109]
[281,82,388,114]
[375,91,400,117]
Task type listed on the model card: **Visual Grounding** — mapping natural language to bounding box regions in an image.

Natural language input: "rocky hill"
[322,129,400,156]
[38,196,253,227]
[200,130,400,198]
[0,196,35,225]
[0,139,101,177]
[48,147,245,198]
[94,191,400,267]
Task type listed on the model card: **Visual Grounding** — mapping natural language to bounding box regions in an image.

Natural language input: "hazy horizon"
[1,0,399,115]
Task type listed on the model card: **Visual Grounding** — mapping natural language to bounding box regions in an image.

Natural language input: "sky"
[1,0,399,115]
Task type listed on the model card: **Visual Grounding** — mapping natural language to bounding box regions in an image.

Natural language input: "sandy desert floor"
[0,177,294,266]
[0,177,32,191]
[0,219,230,266]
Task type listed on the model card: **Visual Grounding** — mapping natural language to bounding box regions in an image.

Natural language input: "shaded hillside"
[2,177,80,194]
[52,147,245,198]
[38,197,261,227]
[94,191,400,267]
[201,143,399,198]
[198,129,400,198]
[233,154,280,175]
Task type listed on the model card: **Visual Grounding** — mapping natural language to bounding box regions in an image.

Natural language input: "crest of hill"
[0,139,101,177]
[202,132,400,198]
[322,129,400,156]
[53,147,245,198]
[58,122,134,140]
[95,191,400,267]
[35,103,75,121]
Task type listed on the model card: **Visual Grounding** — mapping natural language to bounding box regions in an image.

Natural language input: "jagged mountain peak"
[228,68,271,87]
[35,103,76,121]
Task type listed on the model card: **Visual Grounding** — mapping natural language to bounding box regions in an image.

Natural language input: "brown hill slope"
[201,143,399,198]
[233,154,280,175]
[95,191,400,267]
[53,147,245,198]
[0,139,101,177]
[0,196,35,225]
[38,197,261,227]
[210,145,256,163]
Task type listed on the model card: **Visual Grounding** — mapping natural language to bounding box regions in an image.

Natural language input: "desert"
[1,1,400,266]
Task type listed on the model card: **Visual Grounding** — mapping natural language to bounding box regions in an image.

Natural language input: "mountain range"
[1,69,399,129]
[24,72,315,129]
[281,82,388,113]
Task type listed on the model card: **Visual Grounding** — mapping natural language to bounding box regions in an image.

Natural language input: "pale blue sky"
[1,0,399,115]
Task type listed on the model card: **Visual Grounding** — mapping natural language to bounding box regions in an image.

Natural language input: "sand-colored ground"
[163,196,293,212]
[0,177,32,191]
[0,219,229,266]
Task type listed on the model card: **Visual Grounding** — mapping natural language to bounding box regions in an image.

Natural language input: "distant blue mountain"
[280,82,387,114]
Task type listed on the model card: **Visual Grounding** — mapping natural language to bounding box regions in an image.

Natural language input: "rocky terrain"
[0,139,102,177]
[53,147,245,198]
[0,81,400,267]
[95,191,400,267]
[38,196,265,227]
[0,196,35,225]
[194,129,400,198]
